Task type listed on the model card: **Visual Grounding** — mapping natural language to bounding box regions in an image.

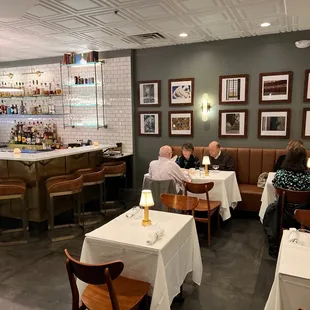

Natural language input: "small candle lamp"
[202,156,210,176]
[307,158,310,169]
[139,190,154,227]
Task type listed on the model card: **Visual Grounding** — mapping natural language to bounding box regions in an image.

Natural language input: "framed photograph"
[259,71,293,104]
[138,80,161,106]
[169,78,194,106]
[258,109,291,139]
[219,74,249,104]
[302,108,310,139]
[303,70,310,102]
[168,111,193,137]
[219,110,248,138]
[138,112,161,136]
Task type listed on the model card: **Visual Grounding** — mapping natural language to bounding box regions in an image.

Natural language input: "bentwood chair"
[184,181,221,246]
[64,249,150,310]
[295,209,310,229]
[160,193,199,214]
[46,174,84,242]
[276,188,310,238]
[76,166,105,227]
[0,178,29,245]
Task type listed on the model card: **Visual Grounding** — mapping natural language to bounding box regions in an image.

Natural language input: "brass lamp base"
[205,165,209,176]
[142,206,152,227]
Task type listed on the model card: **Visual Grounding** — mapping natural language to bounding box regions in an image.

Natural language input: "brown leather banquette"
[171,146,301,212]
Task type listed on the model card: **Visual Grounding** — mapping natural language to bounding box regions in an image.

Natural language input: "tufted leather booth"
[171,146,310,212]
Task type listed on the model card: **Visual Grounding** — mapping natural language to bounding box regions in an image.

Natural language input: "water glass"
[212,165,219,173]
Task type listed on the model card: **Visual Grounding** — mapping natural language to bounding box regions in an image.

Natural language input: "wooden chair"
[184,181,221,246]
[64,249,150,310]
[295,209,310,229]
[160,193,199,214]
[276,188,310,237]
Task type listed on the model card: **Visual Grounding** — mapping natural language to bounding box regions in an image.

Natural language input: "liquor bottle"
[17,126,22,144]
[14,104,18,114]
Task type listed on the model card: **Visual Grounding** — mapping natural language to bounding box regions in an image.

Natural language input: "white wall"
[0,56,133,153]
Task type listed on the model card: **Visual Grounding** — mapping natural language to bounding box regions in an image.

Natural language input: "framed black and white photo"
[138,112,161,136]
[258,109,291,139]
[138,80,161,106]
[168,111,193,137]
[302,108,310,138]
[259,71,293,104]
[219,110,248,138]
[219,74,249,104]
[303,70,310,102]
[169,78,194,106]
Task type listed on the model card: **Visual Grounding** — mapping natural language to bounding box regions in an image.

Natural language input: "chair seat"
[238,184,263,195]
[46,174,83,194]
[0,179,26,196]
[76,167,105,184]
[81,276,150,310]
[102,162,126,176]
[194,200,220,222]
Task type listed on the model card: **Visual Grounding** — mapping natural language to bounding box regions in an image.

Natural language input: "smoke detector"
[295,40,310,48]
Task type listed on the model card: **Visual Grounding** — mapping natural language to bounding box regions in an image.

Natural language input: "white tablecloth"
[265,230,310,310]
[189,171,242,221]
[259,172,276,222]
[77,210,203,310]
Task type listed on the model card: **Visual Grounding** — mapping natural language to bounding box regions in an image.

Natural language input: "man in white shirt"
[149,145,190,193]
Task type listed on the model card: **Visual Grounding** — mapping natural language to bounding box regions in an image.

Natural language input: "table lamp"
[202,156,210,176]
[139,190,154,227]
[308,158,310,169]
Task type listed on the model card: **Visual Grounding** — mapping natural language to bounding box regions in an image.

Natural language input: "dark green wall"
[133,31,310,188]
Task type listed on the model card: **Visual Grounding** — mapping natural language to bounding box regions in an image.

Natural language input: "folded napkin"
[146,227,164,245]
[126,207,140,218]
[288,228,298,243]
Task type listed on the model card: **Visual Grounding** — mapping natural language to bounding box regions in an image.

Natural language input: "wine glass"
[212,165,219,173]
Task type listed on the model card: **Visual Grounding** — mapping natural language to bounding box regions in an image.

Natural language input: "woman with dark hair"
[274,140,304,171]
[176,143,200,169]
[272,145,310,191]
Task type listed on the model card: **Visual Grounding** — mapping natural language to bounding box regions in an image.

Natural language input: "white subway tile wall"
[0,57,133,153]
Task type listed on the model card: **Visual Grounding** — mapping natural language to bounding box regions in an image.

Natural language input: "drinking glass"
[212,165,219,173]
[199,167,205,177]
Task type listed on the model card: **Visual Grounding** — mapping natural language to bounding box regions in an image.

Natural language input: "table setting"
[77,190,203,310]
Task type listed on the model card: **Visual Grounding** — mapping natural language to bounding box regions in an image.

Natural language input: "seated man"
[176,142,200,169]
[208,141,235,171]
[149,145,190,193]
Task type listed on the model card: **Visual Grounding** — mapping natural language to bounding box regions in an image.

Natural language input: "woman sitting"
[176,143,200,169]
[274,140,304,171]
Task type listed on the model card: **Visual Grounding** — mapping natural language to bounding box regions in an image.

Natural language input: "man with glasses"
[149,145,190,193]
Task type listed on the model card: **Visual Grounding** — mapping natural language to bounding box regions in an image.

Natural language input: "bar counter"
[0,144,115,222]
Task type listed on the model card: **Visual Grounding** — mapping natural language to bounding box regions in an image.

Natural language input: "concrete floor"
[0,213,276,310]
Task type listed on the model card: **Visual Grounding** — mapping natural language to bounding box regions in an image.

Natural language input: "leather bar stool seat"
[76,167,105,227]
[101,162,127,212]
[46,174,83,242]
[0,178,29,245]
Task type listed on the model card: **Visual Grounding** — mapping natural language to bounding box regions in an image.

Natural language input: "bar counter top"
[0,144,115,162]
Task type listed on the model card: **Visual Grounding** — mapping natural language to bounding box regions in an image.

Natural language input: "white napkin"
[288,228,298,243]
[146,227,164,245]
[126,207,140,218]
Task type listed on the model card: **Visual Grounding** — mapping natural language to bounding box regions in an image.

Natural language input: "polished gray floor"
[0,214,276,310]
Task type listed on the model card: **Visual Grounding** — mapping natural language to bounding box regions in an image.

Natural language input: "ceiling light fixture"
[179,33,188,38]
[260,22,271,27]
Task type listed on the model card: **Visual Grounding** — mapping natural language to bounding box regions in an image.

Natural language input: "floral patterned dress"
[272,169,310,191]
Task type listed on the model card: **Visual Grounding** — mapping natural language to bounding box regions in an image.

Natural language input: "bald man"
[208,141,235,171]
[149,145,190,193]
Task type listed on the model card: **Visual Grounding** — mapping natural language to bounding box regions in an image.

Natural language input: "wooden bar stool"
[46,174,83,242]
[0,178,29,245]
[76,166,105,227]
[102,162,127,213]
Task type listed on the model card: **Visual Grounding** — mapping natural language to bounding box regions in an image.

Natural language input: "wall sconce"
[202,93,211,122]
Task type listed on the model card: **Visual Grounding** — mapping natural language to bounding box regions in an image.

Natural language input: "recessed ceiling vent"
[129,32,166,43]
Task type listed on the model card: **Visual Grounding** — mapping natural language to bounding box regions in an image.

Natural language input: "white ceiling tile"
[132,5,170,18]
[93,12,128,23]
[60,0,99,11]
[177,0,222,11]
[195,12,231,24]
[151,19,190,31]
[26,4,58,17]
[114,25,149,35]
[55,19,88,28]
[0,0,39,18]
[84,30,112,39]
[23,24,56,34]
[205,22,239,34]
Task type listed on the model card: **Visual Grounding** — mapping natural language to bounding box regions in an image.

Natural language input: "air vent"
[129,32,166,43]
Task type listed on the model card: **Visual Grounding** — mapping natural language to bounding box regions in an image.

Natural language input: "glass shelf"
[0,114,63,118]
[64,123,102,128]
[0,95,62,99]
[62,83,99,87]
[61,62,102,68]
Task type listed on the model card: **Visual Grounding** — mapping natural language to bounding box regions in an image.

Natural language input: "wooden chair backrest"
[294,209,310,229]
[160,193,199,213]
[184,181,214,213]
[64,249,124,310]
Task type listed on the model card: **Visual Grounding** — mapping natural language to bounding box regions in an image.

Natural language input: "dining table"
[259,172,276,222]
[77,209,203,310]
